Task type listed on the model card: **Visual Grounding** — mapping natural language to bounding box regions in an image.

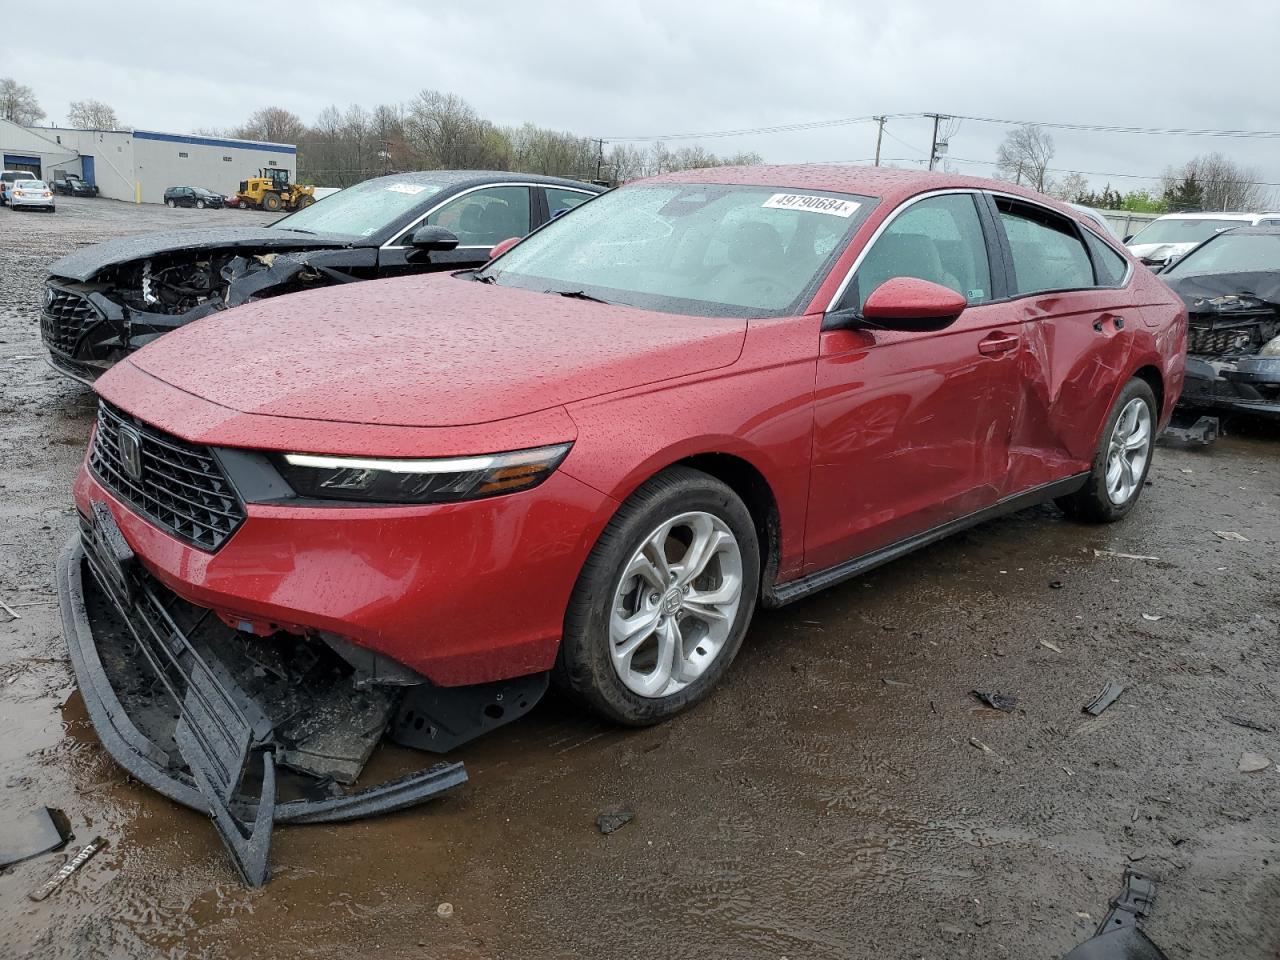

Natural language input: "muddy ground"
[0,197,1277,960]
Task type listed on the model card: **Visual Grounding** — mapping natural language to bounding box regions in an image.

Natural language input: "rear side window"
[842,193,992,311]
[997,199,1094,295]
[546,187,593,218]
[1083,230,1128,286]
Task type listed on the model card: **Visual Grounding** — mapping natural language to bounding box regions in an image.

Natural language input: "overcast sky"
[6,0,1280,195]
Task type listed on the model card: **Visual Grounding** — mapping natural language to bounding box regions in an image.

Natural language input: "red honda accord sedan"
[59,166,1185,878]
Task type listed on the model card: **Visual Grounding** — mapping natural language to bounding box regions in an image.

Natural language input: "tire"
[166,199,176,208]
[262,192,282,212]
[555,466,761,725]
[299,195,315,208]
[1056,377,1158,523]
[195,199,205,209]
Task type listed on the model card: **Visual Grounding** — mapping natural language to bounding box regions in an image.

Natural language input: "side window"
[997,199,1095,295]
[841,193,991,311]
[546,187,593,218]
[424,186,531,246]
[1083,230,1128,286]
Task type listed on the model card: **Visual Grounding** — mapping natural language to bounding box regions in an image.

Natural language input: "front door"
[804,192,1023,573]
[378,185,534,277]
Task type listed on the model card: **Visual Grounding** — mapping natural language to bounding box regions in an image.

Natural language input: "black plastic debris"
[1223,714,1273,733]
[0,807,72,869]
[1083,681,1125,717]
[596,808,635,835]
[1062,868,1168,960]
[970,690,1017,713]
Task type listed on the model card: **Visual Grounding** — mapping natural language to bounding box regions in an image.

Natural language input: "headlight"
[275,443,572,504]
[1261,336,1280,358]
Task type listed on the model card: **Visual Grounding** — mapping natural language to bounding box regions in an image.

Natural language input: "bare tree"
[67,99,120,130]
[995,124,1055,192]
[1050,172,1090,203]
[233,106,306,145]
[403,90,509,170]
[1160,153,1271,211]
[0,77,45,125]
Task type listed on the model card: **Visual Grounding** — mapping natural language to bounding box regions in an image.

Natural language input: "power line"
[601,114,912,142]
[948,114,1280,140]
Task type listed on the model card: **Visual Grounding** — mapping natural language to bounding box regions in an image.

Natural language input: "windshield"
[479,183,872,318]
[271,178,441,237]
[17,181,46,189]
[1163,232,1280,277]
[1129,218,1246,246]
[194,187,217,196]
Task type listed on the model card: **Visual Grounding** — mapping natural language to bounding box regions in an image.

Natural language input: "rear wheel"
[166,198,176,208]
[261,192,282,212]
[1056,378,1157,523]
[556,466,760,725]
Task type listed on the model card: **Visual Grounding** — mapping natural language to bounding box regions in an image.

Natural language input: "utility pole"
[873,116,885,166]
[594,138,605,183]
[926,113,944,171]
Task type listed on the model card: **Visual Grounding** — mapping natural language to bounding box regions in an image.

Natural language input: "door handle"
[978,333,1020,356]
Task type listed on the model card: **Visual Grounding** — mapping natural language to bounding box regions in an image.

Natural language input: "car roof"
[1219,225,1280,236]
[367,170,605,192]
[640,163,1069,207]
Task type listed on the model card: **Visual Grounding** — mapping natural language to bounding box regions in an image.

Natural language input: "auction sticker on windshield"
[387,183,428,195]
[762,194,860,217]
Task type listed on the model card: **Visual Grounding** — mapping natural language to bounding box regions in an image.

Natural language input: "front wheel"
[166,199,176,208]
[195,199,206,209]
[556,466,760,725]
[1056,378,1157,523]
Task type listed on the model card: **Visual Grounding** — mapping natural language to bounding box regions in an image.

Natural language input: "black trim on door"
[764,472,1089,607]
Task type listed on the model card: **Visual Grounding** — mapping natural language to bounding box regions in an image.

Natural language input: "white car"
[0,169,36,206]
[1068,203,1123,240]
[9,179,55,212]
[1125,212,1280,268]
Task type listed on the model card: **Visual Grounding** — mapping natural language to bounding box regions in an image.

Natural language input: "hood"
[48,226,362,282]
[1126,241,1198,263]
[125,274,747,428]
[1164,271,1280,315]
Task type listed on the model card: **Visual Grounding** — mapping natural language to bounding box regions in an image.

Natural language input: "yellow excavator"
[233,168,315,212]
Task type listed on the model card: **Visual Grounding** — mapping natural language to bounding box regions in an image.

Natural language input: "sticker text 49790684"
[762,194,861,218]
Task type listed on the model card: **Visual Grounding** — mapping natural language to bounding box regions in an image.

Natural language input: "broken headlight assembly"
[274,443,573,504]
[1260,335,1280,358]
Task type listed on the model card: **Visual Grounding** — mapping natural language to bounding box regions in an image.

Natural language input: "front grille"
[1187,325,1259,357]
[89,401,245,551]
[40,287,98,356]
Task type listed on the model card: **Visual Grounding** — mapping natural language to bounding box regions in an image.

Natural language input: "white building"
[1,119,297,204]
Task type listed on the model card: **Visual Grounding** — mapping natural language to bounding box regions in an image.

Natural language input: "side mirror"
[860,277,967,332]
[489,236,521,261]
[410,225,460,251]
[1123,234,1134,244]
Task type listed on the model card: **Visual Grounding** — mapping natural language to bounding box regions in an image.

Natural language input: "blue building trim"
[133,130,296,155]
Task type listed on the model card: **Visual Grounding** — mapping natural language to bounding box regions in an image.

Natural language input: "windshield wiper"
[548,288,611,304]
[473,273,497,284]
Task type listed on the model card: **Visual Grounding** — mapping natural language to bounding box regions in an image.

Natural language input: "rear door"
[986,194,1136,493]
[805,191,1024,572]
[378,184,534,276]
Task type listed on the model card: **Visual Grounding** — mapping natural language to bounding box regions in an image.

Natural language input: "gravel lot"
[1,196,1277,960]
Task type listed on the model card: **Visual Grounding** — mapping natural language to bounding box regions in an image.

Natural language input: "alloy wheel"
[609,511,744,698]
[1105,397,1152,505]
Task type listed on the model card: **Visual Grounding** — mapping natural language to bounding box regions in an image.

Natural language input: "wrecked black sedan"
[40,171,604,383]
[1161,226,1280,418]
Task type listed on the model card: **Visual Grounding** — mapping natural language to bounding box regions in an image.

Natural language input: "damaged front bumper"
[1181,354,1280,417]
[56,504,476,886]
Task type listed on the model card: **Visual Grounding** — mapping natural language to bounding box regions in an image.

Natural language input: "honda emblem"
[118,425,144,483]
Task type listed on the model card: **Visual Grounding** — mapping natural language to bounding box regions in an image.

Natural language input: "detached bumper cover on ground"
[56,504,472,886]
